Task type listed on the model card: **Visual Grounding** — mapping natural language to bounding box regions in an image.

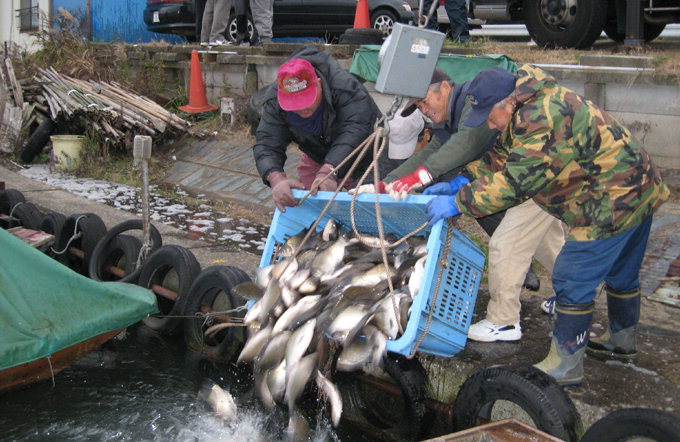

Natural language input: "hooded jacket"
[253,46,381,185]
[458,64,668,241]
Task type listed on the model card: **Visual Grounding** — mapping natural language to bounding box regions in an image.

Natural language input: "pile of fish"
[231,220,428,438]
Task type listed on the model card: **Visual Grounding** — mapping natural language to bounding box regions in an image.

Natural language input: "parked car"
[143,0,414,42]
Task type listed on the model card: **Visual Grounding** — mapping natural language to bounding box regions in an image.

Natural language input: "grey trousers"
[250,0,274,40]
[201,0,232,43]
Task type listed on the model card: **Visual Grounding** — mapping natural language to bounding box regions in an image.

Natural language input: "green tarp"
[349,45,519,84]
[0,228,158,370]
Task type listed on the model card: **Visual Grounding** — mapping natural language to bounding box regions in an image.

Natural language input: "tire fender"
[183,265,250,363]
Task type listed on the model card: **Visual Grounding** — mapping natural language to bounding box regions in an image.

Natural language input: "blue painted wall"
[52,0,185,43]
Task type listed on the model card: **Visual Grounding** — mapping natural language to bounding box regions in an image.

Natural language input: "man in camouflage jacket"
[426,65,669,385]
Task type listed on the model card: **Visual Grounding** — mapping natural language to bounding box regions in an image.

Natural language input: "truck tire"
[453,365,583,442]
[604,20,666,43]
[523,0,607,49]
[183,266,250,363]
[581,407,680,442]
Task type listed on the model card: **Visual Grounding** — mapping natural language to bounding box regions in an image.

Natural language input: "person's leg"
[443,0,469,41]
[297,154,321,190]
[233,0,250,44]
[588,217,653,360]
[194,0,207,42]
[535,226,645,385]
[209,0,232,42]
[468,200,557,342]
[201,0,215,43]
[250,0,273,42]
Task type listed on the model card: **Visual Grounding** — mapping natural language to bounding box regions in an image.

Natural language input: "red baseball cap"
[276,58,318,111]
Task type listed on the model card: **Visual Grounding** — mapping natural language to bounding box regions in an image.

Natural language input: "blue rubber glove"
[423,182,452,196]
[426,196,461,225]
[447,175,470,195]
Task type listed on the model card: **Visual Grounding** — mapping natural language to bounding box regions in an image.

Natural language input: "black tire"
[453,365,583,442]
[88,219,162,283]
[604,20,666,43]
[138,245,202,335]
[523,0,607,49]
[12,202,43,230]
[183,265,250,363]
[0,189,26,215]
[339,28,385,45]
[20,118,57,163]
[39,212,66,255]
[94,235,143,283]
[581,407,680,442]
[56,213,107,274]
[371,9,398,38]
[338,353,428,440]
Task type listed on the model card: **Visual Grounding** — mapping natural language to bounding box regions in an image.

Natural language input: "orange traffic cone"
[353,0,371,29]
[180,50,218,114]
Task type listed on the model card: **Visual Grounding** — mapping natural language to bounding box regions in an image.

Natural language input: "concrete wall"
[100,44,680,170]
[0,0,51,53]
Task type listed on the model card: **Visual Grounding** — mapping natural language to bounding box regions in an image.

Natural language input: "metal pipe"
[150,284,179,301]
[69,246,84,259]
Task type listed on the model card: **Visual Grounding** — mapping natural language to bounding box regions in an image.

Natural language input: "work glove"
[426,196,461,225]
[347,182,387,195]
[310,164,339,195]
[423,175,470,196]
[386,166,433,200]
[268,171,304,212]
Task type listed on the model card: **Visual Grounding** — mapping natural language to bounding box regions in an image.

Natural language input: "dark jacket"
[253,46,381,185]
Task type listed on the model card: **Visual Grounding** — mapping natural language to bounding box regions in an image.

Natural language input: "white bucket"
[51,135,85,170]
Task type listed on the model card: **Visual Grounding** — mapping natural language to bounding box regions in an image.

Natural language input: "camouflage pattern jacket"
[457,64,669,241]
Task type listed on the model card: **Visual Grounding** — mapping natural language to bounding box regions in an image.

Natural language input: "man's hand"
[423,175,470,196]
[268,171,304,212]
[310,164,339,195]
[426,196,461,225]
[386,166,433,200]
[348,182,387,195]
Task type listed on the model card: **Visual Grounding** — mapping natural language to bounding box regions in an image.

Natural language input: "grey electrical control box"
[375,23,446,98]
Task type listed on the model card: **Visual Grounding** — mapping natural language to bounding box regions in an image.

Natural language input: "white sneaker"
[467,319,522,342]
[541,296,556,315]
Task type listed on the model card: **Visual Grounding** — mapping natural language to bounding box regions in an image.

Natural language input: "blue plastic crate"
[259,190,485,358]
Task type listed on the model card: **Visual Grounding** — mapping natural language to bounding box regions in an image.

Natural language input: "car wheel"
[371,9,398,37]
[523,0,607,49]
[226,14,255,43]
[603,20,666,43]
[453,365,583,442]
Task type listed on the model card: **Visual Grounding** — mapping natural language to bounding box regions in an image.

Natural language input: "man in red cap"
[252,46,382,212]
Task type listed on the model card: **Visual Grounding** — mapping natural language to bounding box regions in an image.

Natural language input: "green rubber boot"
[587,286,640,361]
[534,301,594,386]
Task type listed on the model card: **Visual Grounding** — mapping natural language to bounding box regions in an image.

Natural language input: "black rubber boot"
[523,263,540,291]
[534,301,594,386]
[587,286,640,361]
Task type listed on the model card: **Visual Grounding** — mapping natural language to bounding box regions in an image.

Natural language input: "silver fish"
[408,255,427,299]
[349,263,396,287]
[285,408,310,442]
[280,285,300,308]
[322,219,338,242]
[372,293,405,339]
[285,319,316,372]
[232,281,265,301]
[255,330,291,372]
[311,234,351,278]
[255,369,276,410]
[267,360,287,403]
[199,379,237,422]
[237,323,273,364]
[279,230,307,258]
[337,333,374,372]
[297,276,319,294]
[327,304,373,341]
[315,371,343,427]
[273,295,324,334]
[285,352,318,411]
[255,264,273,287]
[287,267,311,291]
[243,298,263,327]
[257,279,282,324]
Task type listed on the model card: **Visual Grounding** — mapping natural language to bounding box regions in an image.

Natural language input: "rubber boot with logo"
[534,301,594,386]
[587,286,640,361]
